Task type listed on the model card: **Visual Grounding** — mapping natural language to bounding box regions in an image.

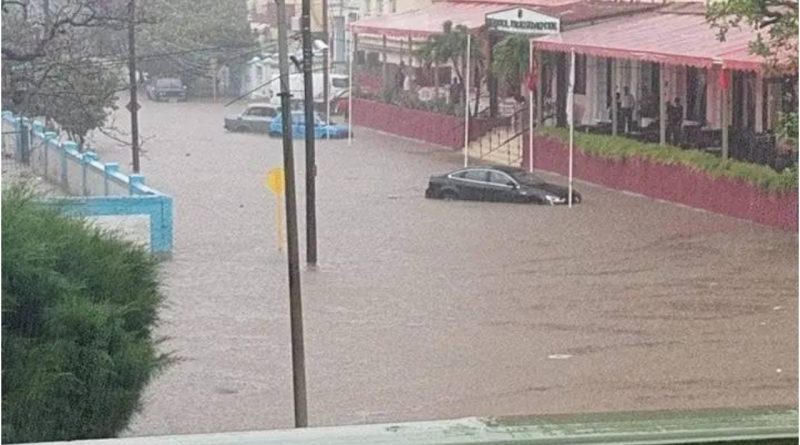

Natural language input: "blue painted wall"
[2,112,174,256]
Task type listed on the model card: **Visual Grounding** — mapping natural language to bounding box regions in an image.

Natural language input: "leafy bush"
[2,188,170,443]
[360,86,463,117]
[538,127,798,193]
[777,111,798,146]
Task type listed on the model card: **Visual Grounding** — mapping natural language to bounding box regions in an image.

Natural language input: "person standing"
[395,61,407,91]
[621,86,636,133]
[667,97,684,146]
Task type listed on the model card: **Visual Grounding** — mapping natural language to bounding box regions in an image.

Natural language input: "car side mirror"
[507,181,517,189]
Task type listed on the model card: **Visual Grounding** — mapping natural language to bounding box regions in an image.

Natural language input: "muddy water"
[89,97,797,436]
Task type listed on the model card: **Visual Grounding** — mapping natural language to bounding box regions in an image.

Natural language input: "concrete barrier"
[2,112,174,255]
[523,133,797,231]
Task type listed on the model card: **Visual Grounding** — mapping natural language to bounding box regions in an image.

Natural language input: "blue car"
[269,111,350,139]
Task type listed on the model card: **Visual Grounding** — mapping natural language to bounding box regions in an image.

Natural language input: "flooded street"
[91,97,797,436]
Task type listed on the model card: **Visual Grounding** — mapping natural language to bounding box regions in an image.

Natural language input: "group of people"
[608,86,685,145]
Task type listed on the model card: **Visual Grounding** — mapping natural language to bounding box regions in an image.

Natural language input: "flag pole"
[463,33,471,168]
[528,42,534,172]
[348,31,354,146]
[568,48,575,209]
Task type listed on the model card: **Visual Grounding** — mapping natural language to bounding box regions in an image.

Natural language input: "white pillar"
[755,71,764,132]
[659,62,666,145]
[722,69,729,159]
[536,51,543,126]
[348,31,354,146]
[528,42,534,172]
[568,49,575,208]
[463,33,471,168]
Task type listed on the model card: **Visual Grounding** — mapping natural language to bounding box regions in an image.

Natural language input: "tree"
[706,0,798,72]
[707,0,799,146]
[491,34,529,100]
[136,0,256,91]
[2,0,130,145]
[416,21,486,116]
[7,59,122,148]
[2,187,170,442]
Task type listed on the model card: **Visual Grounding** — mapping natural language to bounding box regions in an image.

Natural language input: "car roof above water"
[456,165,524,174]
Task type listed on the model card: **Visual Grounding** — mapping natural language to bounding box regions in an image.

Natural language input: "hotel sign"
[486,8,560,35]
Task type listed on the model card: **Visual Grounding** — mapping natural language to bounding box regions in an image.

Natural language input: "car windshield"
[156,78,182,88]
[508,170,545,185]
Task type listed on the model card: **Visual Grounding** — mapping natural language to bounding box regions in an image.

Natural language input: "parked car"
[268,111,349,139]
[425,165,582,205]
[224,103,278,133]
[146,78,187,102]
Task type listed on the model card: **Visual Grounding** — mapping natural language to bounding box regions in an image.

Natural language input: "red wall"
[355,72,382,95]
[352,99,503,149]
[353,98,465,148]
[522,134,798,231]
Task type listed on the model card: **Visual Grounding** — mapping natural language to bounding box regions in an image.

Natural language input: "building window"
[573,54,586,95]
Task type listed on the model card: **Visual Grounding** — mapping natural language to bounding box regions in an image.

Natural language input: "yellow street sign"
[266,167,285,195]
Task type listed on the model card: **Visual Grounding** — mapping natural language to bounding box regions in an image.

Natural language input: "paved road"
[91,97,797,436]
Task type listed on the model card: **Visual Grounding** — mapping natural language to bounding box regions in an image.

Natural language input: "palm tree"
[416,21,485,116]
[491,34,529,100]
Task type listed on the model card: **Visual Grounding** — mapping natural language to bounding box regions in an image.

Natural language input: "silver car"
[224,103,278,133]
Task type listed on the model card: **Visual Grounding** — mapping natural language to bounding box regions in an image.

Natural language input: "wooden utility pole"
[276,0,308,428]
[302,0,318,266]
[127,0,141,173]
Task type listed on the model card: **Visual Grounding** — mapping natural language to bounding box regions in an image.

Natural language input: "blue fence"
[2,111,173,256]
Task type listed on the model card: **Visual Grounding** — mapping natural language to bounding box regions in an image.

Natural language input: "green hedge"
[1,188,170,443]
[538,127,798,193]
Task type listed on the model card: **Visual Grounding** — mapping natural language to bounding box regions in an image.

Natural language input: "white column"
[707,67,722,129]
[568,49,575,208]
[528,42,534,172]
[755,71,764,132]
[722,69,729,159]
[463,33,471,168]
[348,31,354,146]
[659,62,666,145]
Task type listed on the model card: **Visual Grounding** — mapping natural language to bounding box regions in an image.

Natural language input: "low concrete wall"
[523,134,798,231]
[2,111,175,254]
[351,99,502,149]
[353,98,465,148]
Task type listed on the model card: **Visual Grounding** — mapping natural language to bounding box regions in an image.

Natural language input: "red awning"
[532,13,766,71]
[348,0,660,39]
[348,2,502,38]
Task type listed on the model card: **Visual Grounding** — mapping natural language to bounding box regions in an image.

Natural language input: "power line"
[7,42,268,70]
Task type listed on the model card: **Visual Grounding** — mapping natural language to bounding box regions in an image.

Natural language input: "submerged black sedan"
[425,165,582,205]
